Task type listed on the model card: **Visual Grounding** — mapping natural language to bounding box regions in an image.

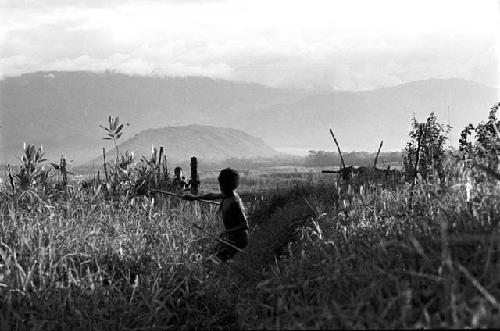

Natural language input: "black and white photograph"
[0,0,499,329]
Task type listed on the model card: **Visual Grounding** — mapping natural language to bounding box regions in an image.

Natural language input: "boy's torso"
[221,193,248,231]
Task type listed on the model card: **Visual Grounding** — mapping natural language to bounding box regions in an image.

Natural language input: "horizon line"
[1,69,497,93]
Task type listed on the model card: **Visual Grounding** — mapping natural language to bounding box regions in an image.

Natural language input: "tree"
[403,112,451,180]
[459,102,500,170]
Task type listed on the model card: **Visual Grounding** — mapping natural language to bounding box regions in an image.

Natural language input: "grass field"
[1,154,499,330]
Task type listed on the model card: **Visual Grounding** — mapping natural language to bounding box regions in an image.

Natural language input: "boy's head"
[174,166,182,177]
[218,168,239,193]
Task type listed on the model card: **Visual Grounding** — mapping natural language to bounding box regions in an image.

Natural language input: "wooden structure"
[321,128,388,180]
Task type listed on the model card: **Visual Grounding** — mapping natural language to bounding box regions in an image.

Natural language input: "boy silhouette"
[172,166,189,192]
[183,168,249,261]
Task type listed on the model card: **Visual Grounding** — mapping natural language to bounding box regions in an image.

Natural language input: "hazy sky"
[0,0,498,91]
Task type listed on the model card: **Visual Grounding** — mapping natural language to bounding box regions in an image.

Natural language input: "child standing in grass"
[183,168,249,261]
[172,166,190,192]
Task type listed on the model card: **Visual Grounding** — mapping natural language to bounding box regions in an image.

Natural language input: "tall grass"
[1,155,499,329]
[0,192,239,329]
[235,162,500,329]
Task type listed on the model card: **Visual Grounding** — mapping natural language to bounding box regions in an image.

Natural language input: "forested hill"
[89,125,279,165]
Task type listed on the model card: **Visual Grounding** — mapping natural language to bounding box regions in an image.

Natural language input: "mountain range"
[245,78,499,152]
[1,71,498,164]
[0,71,305,163]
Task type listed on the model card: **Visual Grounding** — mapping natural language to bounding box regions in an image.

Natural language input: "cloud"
[0,0,223,10]
[0,0,498,90]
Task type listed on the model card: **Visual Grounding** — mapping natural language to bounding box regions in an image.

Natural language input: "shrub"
[403,112,451,180]
[98,116,171,196]
[12,143,50,191]
[460,102,500,171]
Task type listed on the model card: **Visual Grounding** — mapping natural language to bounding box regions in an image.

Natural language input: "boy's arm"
[183,192,223,201]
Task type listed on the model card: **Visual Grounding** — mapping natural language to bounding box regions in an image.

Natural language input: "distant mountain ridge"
[89,125,279,165]
[1,71,498,164]
[242,78,499,151]
[0,71,307,163]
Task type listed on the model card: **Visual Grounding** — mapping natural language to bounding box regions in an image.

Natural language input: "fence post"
[190,156,200,195]
[409,123,424,210]
[162,155,168,181]
[158,146,163,185]
[60,155,67,186]
[102,147,109,181]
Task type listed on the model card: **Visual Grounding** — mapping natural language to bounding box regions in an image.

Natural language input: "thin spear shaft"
[190,222,247,254]
[151,189,221,205]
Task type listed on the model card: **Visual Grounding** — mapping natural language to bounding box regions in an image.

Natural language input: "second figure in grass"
[183,168,249,261]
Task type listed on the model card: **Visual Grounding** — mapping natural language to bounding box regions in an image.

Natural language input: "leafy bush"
[11,143,50,191]
[134,146,170,194]
[460,102,500,171]
[403,112,451,180]
[96,116,174,197]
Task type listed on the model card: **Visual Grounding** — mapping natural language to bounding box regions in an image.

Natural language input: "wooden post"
[373,140,383,169]
[329,129,346,170]
[162,155,168,181]
[7,164,15,193]
[414,124,424,182]
[158,146,163,185]
[409,124,424,210]
[60,155,67,186]
[190,156,200,195]
[102,147,109,181]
